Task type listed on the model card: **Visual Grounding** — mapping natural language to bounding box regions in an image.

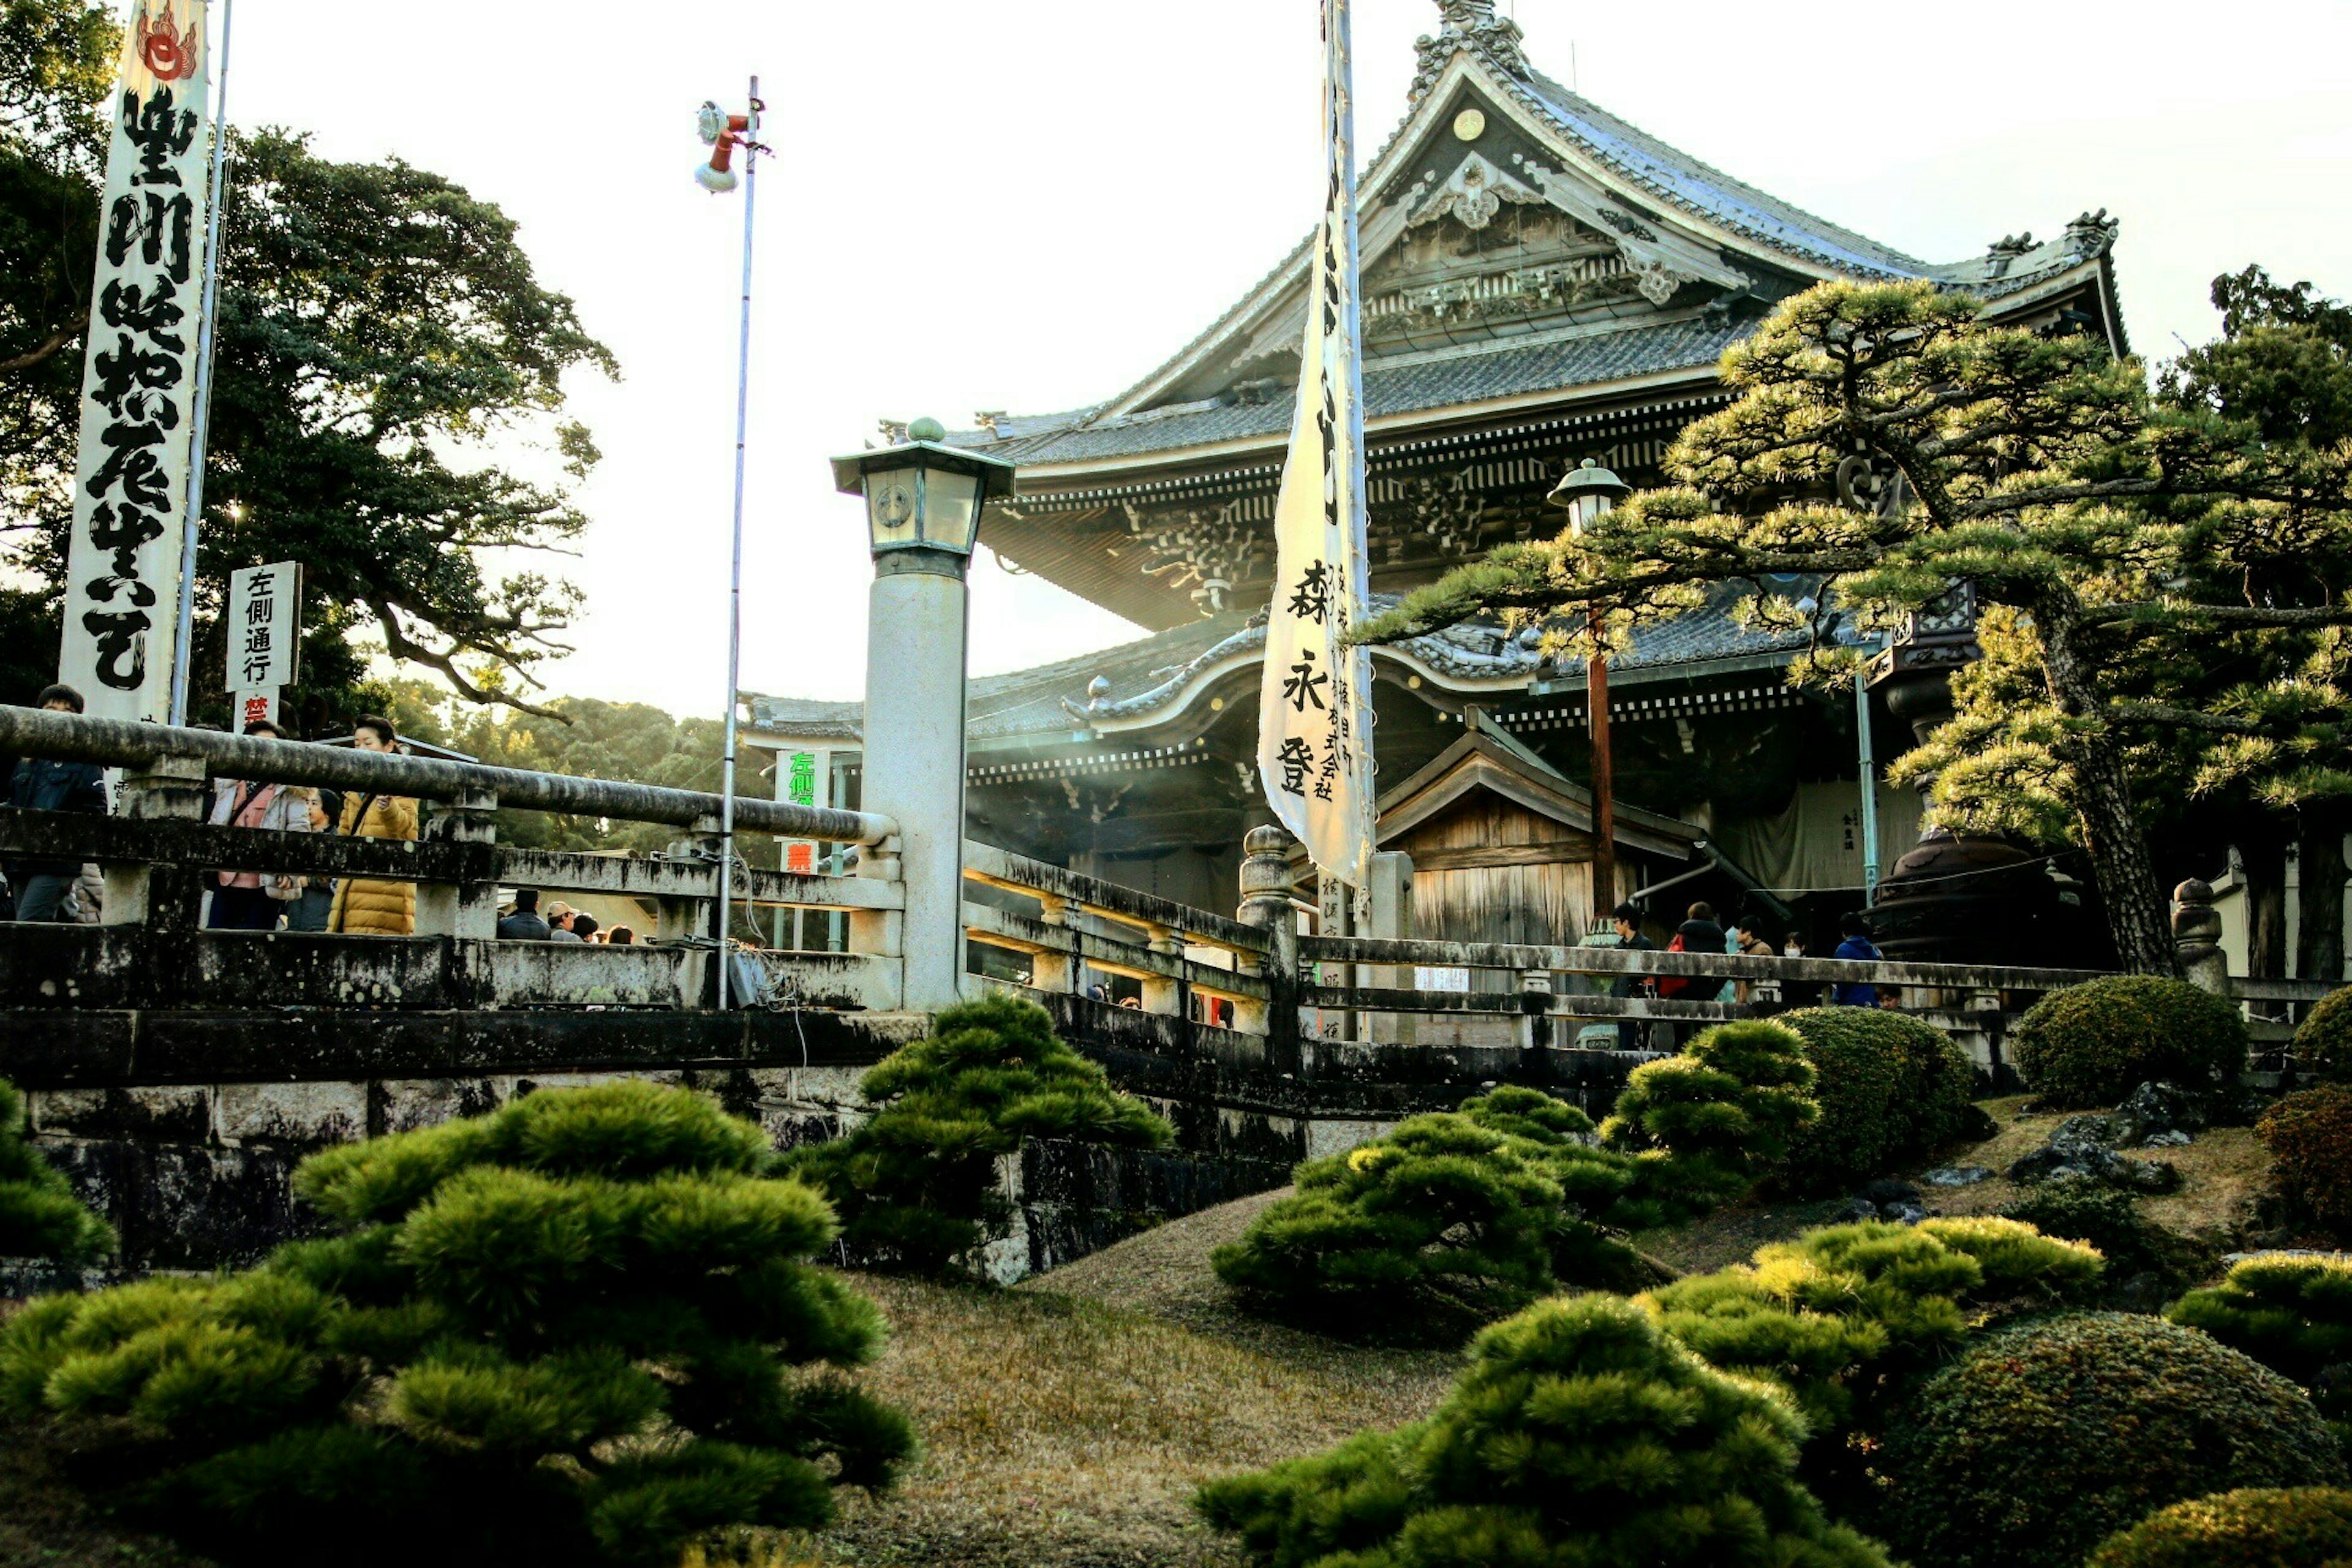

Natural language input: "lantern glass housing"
[833,438,1016,559]
[1546,456,1632,537]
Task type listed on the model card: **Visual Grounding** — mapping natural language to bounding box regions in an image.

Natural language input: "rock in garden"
[2005,1115,2182,1192]
[1924,1166,1995,1186]
[2109,1079,2207,1147]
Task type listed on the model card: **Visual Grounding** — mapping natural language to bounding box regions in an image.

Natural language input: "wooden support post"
[1237,824,1302,1072]
[416,788,497,940]
[105,753,206,929]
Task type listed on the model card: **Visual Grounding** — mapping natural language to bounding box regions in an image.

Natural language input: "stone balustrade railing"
[0,705,903,1012]
[962,840,1276,1031]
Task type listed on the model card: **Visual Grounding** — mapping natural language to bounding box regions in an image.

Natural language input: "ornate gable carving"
[1411,2,1530,102]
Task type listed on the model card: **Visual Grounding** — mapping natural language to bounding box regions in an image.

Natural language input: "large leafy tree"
[0,1,614,723]
[1368,276,2352,975]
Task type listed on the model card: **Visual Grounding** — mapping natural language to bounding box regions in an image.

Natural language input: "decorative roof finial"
[1413,0,1531,103]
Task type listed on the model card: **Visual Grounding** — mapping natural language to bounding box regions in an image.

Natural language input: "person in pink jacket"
[205,718,320,930]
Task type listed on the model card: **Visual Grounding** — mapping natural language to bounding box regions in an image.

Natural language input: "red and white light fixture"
[695,99,761,192]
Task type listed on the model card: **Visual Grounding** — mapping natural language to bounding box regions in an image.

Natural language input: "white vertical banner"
[225,559,296,728]
[58,0,213,722]
[1257,0,1376,889]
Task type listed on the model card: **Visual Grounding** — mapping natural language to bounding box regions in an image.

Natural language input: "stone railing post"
[847,833,904,970]
[1030,894,1079,994]
[2173,878,2231,997]
[1141,921,1182,1016]
[105,752,207,929]
[1366,850,1416,1045]
[1237,824,1302,1072]
[415,788,497,940]
[1517,967,1556,1078]
[657,814,725,1006]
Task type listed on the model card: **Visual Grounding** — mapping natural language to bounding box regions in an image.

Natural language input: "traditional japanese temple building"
[748,1,2128,957]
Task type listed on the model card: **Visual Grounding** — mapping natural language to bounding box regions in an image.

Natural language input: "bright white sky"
[213,0,2352,717]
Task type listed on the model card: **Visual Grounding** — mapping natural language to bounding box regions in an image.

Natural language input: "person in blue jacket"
[1832,910,1883,1007]
[8,684,107,921]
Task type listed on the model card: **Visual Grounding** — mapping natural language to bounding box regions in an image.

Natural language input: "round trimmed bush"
[2297,987,2352,1082]
[2258,1085,2352,1241]
[1880,1312,2346,1568]
[2086,1487,2352,1568]
[2011,974,2248,1109]
[1776,1008,1983,1193]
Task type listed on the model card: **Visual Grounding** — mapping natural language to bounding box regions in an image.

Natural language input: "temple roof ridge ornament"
[1414,2,1532,102]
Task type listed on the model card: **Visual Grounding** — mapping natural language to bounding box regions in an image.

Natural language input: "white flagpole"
[714,74,760,1010]
[169,0,235,728]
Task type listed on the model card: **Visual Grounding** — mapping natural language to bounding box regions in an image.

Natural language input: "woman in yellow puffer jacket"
[327,715,419,937]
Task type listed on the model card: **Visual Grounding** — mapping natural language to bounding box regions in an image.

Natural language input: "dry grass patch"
[785,1258,1457,1568]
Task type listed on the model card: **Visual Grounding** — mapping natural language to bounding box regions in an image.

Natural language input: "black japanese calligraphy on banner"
[1256,0,1378,889]
[59,1,211,721]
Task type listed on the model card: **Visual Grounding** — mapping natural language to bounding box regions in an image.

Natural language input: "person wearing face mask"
[326,715,419,936]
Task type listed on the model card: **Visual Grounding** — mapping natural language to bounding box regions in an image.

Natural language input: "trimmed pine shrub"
[1600,1019,1818,1215]
[0,1080,913,1568]
[787,995,1171,1276]
[1641,1216,2100,1513]
[1209,1087,1656,1339]
[1775,1007,1983,1193]
[2297,987,2352,1082]
[2170,1254,2352,1439]
[0,1077,112,1265]
[2010,974,2248,1109]
[1999,1183,2211,1300]
[2086,1487,2352,1568]
[1879,1312,2346,1568]
[2263,1086,2352,1241]
[1195,1291,1894,1568]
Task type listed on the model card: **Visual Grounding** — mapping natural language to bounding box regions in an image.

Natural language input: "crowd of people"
[1607,898,1892,1049]
[2,686,639,945]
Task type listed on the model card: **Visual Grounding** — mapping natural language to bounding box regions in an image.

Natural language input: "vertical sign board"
[225,560,298,728]
[58,1,214,722]
[774,744,832,875]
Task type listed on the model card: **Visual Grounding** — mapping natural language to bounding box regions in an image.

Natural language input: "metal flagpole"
[714,74,760,1010]
[170,0,236,728]
[1857,638,1883,906]
[1332,0,1377,929]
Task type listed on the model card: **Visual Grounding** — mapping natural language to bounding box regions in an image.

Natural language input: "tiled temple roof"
[938,10,2120,475]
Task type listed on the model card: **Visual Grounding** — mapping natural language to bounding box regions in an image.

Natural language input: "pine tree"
[1197,1292,1893,1568]
[1600,1019,1817,1215]
[1362,273,2352,974]
[0,1076,111,1266]
[1209,1087,1656,1337]
[787,995,1171,1276]
[0,1080,912,1568]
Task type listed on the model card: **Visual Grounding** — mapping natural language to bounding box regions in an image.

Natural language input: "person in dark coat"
[1833,911,1883,1007]
[1607,901,1656,1051]
[498,888,553,941]
[9,685,106,922]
